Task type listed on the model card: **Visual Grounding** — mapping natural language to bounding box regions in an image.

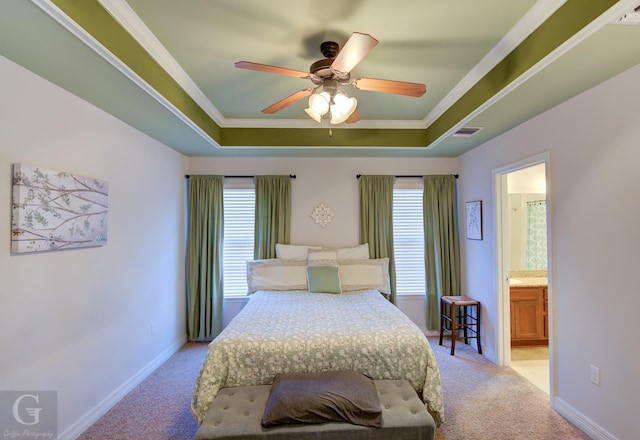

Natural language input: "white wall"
[458,64,640,440]
[187,156,458,332]
[0,55,187,438]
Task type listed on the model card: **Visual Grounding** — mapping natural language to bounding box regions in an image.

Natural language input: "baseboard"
[58,334,188,440]
[553,396,618,440]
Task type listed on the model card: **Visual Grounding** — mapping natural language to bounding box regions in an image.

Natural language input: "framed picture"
[11,163,109,253]
[465,200,483,240]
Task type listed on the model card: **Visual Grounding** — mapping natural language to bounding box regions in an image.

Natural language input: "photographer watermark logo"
[13,394,42,426]
[1,391,57,439]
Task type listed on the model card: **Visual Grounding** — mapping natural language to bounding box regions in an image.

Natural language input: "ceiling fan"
[235,32,426,124]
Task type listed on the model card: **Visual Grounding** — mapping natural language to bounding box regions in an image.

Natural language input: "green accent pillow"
[306,266,342,294]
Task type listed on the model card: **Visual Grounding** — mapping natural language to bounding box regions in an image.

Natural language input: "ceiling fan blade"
[352,77,426,97]
[235,61,309,79]
[262,88,314,114]
[331,32,378,74]
[345,110,361,124]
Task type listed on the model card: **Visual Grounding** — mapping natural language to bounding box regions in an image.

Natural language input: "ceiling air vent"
[452,127,484,138]
[616,5,640,24]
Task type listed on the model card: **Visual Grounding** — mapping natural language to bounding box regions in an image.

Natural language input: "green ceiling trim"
[221,127,428,148]
[423,0,617,147]
[51,0,221,142]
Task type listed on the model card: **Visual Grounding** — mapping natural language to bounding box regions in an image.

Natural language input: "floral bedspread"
[191,289,444,426]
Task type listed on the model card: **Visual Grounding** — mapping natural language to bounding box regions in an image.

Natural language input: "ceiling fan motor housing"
[320,41,339,58]
[310,41,351,85]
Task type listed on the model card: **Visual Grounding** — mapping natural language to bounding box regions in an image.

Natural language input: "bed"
[191,287,445,427]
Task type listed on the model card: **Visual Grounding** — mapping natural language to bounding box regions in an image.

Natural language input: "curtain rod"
[185,174,296,179]
[356,174,458,179]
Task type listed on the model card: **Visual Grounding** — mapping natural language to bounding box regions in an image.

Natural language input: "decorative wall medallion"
[310,202,334,227]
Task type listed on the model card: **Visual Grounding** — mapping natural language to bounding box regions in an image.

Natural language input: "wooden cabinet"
[543,287,548,339]
[510,286,548,346]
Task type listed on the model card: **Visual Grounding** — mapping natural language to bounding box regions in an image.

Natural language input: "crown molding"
[424,0,638,149]
[31,0,221,148]
[221,118,428,129]
[98,0,225,125]
[423,0,567,128]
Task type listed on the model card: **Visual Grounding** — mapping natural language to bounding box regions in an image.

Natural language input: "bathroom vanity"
[510,271,548,346]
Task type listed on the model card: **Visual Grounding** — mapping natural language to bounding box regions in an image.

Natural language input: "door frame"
[492,151,552,390]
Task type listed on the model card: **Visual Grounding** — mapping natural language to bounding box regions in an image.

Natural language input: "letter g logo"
[12,394,42,426]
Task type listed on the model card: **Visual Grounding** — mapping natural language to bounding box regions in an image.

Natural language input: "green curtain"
[423,175,461,330]
[358,175,396,304]
[185,175,224,340]
[254,175,291,259]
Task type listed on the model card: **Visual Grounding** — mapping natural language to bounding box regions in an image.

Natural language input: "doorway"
[493,152,552,395]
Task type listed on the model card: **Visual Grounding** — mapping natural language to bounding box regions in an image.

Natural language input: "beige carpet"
[78,337,589,439]
[432,338,587,440]
[78,342,204,440]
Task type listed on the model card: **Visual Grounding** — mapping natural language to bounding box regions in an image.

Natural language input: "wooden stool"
[439,295,482,356]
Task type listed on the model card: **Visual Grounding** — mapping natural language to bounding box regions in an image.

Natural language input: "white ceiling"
[508,164,547,194]
[1,0,640,157]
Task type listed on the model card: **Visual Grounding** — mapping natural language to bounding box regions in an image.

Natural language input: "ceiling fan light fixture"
[330,92,357,124]
[304,107,322,123]
[334,92,357,114]
[308,91,330,115]
[329,111,347,124]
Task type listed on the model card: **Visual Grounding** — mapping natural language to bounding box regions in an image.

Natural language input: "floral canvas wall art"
[11,163,108,253]
[465,200,483,240]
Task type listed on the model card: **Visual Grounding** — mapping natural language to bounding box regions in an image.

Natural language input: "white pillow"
[307,249,338,267]
[328,243,370,262]
[275,243,323,261]
[246,259,308,293]
[338,258,391,294]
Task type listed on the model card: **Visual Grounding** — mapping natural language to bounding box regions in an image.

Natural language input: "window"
[393,179,426,296]
[223,180,255,297]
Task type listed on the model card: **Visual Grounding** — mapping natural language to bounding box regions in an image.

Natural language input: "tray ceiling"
[1,0,639,157]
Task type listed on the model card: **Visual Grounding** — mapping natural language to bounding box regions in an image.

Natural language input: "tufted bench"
[195,379,435,440]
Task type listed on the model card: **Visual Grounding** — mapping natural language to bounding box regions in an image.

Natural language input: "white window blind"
[393,185,426,296]
[223,187,255,297]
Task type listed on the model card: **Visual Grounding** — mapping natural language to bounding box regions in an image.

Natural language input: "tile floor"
[510,346,549,394]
